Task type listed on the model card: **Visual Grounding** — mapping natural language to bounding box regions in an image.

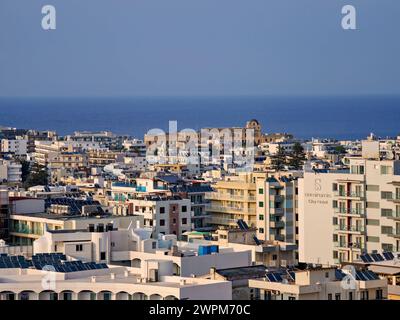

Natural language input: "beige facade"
[299,155,400,266]
[206,172,259,228]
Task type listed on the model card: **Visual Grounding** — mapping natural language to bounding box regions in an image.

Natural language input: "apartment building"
[249,267,387,300]
[0,160,22,183]
[0,258,231,300]
[206,172,259,229]
[1,137,28,156]
[170,183,213,231]
[0,189,9,241]
[88,150,124,166]
[255,175,298,244]
[7,197,141,246]
[33,222,252,278]
[208,228,297,267]
[126,196,192,239]
[299,140,400,266]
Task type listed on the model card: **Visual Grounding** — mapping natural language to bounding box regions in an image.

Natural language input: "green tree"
[270,145,287,171]
[335,145,347,154]
[23,163,48,189]
[288,142,306,170]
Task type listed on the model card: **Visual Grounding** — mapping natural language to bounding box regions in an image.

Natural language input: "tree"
[288,142,306,170]
[335,145,347,154]
[23,163,48,189]
[270,145,287,171]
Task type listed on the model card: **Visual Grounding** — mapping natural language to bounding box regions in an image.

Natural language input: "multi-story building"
[255,175,298,244]
[0,257,232,300]
[1,137,28,156]
[299,140,400,266]
[126,196,192,239]
[88,150,124,167]
[206,172,262,229]
[0,160,22,183]
[170,183,213,231]
[0,188,10,241]
[7,196,141,246]
[249,267,387,300]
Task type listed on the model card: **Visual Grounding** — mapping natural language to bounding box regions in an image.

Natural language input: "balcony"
[334,208,365,217]
[210,217,241,226]
[205,193,256,202]
[270,195,283,202]
[270,234,285,241]
[334,225,365,234]
[270,221,285,229]
[334,241,364,250]
[207,205,256,215]
[270,208,284,216]
[334,191,365,199]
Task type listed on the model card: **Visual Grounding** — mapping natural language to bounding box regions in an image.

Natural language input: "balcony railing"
[334,208,365,216]
[205,193,256,202]
[270,221,285,229]
[335,191,365,198]
[334,225,365,233]
[207,205,256,215]
[334,241,365,250]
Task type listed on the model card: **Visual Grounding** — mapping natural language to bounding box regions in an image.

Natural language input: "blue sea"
[0,95,399,140]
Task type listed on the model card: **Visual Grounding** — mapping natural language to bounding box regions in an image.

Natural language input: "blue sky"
[0,0,399,97]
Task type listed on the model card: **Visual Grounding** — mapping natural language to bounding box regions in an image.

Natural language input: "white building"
[0,260,232,300]
[1,137,28,156]
[0,160,22,183]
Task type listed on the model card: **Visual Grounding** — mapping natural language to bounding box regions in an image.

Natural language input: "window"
[76,244,83,252]
[259,214,264,221]
[381,208,393,217]
[335,293,341,300]
[361,291,369,300]
[160,207,165,214]
[100,252,106,260]
[272,254,277,261]
[152,242,157,249]
[258,188,264,195]
[160,219,165,226]
[182,206,187,213]
[381,165,393,175]
[381,191,393,200]
[332,183,338,191]
[259,228,264,234]
[182,218,187,225]
[259,201,264,208]
[328,294,332,300]
[376,289,383,300]
[349,292,353,300]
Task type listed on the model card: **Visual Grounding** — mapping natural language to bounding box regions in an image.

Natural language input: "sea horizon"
[0,95,399,140]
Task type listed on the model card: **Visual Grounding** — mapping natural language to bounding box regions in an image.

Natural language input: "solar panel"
[288,271,295,281]
[253,236,262,246]
[335,269,345,281]
[237,220,246,230]
[266,273,277,282]
[376,254,384,261]
[360,255,369,263]
[273,273,283,282]
[371,254,380,262]
[383,252,395,260]
[356,271,369,281]
[365,270,380,280]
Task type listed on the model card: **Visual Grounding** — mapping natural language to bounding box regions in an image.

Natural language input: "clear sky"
[0,0,399,97]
